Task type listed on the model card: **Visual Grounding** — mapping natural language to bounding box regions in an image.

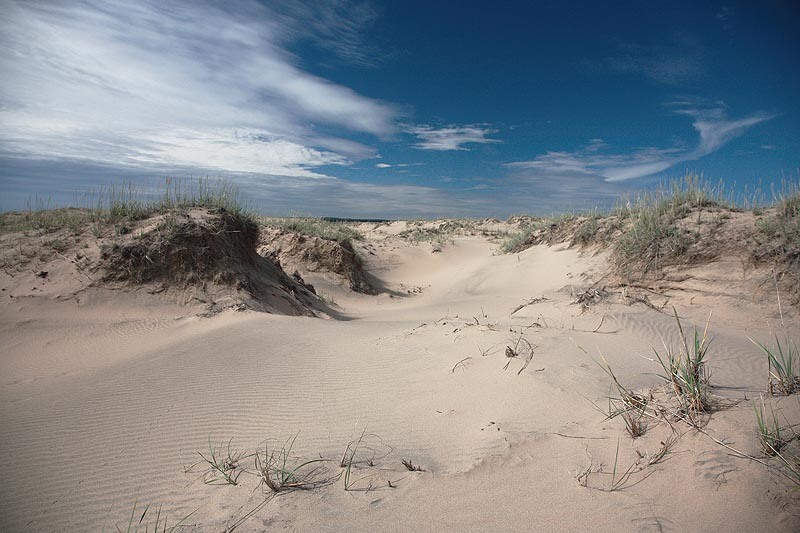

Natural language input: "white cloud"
[683,109,774,156]
[507,105,773,182]
[407,124,501,151]
[0,0,397,176]
[131,130,350,177]
[375,163,392,168]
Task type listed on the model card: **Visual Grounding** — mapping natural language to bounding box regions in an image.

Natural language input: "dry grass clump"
[101,207,260,288]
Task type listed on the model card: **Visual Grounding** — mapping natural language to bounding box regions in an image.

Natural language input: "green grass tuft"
[653,308,712,424]
[754,398,787,456]
[751,326,799,396]
[0,178,253,236]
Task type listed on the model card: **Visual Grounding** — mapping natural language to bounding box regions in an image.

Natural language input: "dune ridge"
[1,199,799,531]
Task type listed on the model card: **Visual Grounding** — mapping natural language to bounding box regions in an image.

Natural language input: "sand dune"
[1,218,799,531]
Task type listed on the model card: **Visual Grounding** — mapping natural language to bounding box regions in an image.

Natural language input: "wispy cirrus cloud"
[507,104,774,182]
[0,0,396,178]
[407,124,502,151]
[599,35,709,86]
[272,0,386,68]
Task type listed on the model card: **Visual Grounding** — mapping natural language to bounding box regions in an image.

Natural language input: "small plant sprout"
[401,459,424,472]
[198,438,245,486]
[503,330,533,372]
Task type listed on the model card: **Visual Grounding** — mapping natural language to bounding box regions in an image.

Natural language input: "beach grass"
[263,217,364,242]
[255,434,329,493]
[754,398,787,456]
[653,309,712,424]
[0,178,252,236]
[198,438,246,486]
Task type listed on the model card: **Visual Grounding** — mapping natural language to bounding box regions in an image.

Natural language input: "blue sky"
[1,0,798,218]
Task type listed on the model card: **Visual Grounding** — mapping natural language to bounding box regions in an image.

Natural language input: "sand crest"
[0,213,798,532]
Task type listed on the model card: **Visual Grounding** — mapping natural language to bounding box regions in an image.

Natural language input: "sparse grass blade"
[754,397,787,456]
[752,333,799,396]
[255,433,330,492]
[116,501,195,533]
[198,438,245,486]
[575,342,651,437]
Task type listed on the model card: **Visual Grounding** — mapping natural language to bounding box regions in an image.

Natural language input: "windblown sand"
[1,225,798,531]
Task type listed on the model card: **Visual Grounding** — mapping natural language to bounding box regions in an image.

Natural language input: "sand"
[1,222,799,531]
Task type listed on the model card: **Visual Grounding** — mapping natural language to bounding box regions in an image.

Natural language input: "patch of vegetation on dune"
[501,174,800,300]
[752,187,800,301]
[262,217,365,243]
[100,208,260,287]
[0,178,253,237]
[0,179,329,315]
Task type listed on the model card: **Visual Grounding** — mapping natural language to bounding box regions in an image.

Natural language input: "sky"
[1,0,798,218]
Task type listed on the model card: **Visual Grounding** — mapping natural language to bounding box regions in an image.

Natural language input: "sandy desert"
[0,187,799,532]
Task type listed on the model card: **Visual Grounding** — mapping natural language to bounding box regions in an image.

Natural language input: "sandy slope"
[1,231,799,532]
